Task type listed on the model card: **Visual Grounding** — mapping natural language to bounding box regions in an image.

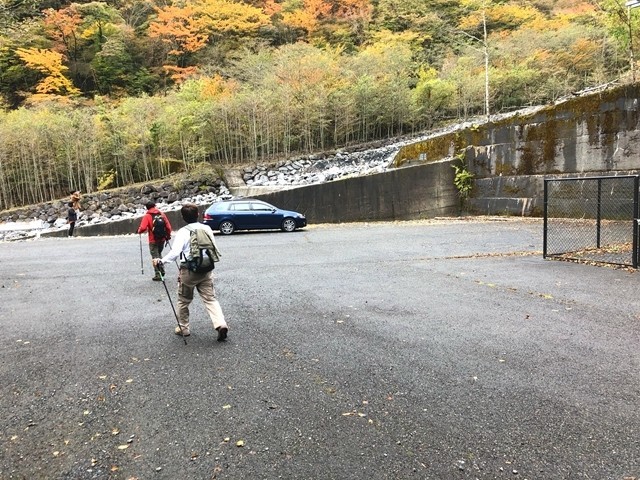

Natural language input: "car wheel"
[219,220,235,235]
[281,218,297,232]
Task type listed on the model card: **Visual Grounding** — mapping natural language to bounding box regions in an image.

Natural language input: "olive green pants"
[148,241,165,277]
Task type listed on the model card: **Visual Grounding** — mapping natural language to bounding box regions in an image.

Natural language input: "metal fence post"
[596,178,602,249]
[543,179,548,259]
[634,176,639,268]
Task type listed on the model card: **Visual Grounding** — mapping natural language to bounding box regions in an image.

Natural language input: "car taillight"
[204,213,213,220]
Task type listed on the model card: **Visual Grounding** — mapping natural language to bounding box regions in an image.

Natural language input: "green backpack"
[183,225,221,273]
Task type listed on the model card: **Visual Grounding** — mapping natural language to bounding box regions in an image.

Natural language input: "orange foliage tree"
[148,0,269,82]
[43,6,83,60]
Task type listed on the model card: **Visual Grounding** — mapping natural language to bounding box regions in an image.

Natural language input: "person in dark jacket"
[67,202,77,237]
[137,202,173,281]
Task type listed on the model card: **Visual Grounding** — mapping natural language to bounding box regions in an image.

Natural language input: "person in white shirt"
[154,203,228,341]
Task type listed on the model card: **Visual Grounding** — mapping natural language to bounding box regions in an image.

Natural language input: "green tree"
[589,0,640,80]
[413,66,456,128]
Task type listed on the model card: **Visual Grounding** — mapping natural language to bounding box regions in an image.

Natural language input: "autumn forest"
[0,0,636,210]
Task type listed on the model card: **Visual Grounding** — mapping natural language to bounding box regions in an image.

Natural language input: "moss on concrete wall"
[394,83,640,179]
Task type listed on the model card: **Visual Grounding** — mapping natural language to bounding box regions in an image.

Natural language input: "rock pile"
[243,146,398,187]
[0,178,230,241]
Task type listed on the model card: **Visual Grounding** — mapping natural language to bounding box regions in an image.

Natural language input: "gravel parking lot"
[1,218,639,479]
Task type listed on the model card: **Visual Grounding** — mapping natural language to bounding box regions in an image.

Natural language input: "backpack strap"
[180,224,195,263]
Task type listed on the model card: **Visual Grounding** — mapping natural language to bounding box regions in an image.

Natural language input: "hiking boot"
[175,326,190,336]
[152,275,162,281]
[216,326,228,342]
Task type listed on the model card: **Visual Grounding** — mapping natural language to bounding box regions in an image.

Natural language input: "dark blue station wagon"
[203,199,307,235]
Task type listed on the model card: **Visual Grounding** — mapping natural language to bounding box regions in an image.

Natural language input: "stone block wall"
[395,83,640,216]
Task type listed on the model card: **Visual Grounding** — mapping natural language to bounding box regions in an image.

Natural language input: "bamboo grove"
[0,0,637,210]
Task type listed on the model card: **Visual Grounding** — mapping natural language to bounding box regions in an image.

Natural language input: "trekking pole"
[158,262,187,345]
[139,234,144,275]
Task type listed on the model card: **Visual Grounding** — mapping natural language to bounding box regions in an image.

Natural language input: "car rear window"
[208,202,227,212]
[230,203,252,211]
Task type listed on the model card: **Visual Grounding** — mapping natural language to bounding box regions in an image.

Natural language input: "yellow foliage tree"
[15,48,80,100]
[193,0,270,35]
[200,74,239,100]
[281,0,331,33]
[459,1,542,32]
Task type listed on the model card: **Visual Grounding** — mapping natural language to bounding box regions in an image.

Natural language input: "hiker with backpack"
[152,203,228,341]
[137,201,173,281]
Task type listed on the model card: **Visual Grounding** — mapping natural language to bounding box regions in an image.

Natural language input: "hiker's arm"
[137,215,149,234]
[157,229,187,265]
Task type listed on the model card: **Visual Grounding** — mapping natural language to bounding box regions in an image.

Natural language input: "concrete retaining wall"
[44,208,196,238]
[252,160,459,223]
[395,84,640,215]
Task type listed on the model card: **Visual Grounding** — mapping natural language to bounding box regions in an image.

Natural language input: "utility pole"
[459,0,491,122]
[627,0,640,83]
[482,6,490,121]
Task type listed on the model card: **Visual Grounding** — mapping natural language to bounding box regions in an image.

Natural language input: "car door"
[250,201,281,229]
[229,202,254,229]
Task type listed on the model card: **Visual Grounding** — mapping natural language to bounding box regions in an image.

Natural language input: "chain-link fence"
[544,176,639,267]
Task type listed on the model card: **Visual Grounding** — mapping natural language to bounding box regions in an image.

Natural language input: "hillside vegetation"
[0,0,636,210]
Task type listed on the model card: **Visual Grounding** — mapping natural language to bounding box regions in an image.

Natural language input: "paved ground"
[1,218,639,480]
